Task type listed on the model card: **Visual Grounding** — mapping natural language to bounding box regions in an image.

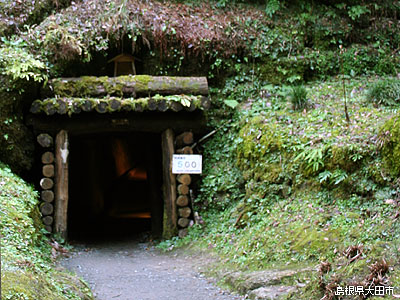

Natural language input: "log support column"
[54,130,69,240]
[161,129,178,238]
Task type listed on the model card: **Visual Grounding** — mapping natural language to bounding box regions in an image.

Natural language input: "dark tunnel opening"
[68,132,163,240]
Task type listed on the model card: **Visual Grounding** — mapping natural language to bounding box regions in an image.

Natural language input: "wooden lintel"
[54,130,69,239]
[26,112,208,136]
[161,128,178,238]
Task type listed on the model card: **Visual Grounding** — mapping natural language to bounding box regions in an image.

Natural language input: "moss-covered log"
[30,95,210,115]
[42,76,209,98]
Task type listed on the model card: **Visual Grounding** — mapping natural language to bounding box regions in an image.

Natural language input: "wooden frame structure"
[29,75,209,239]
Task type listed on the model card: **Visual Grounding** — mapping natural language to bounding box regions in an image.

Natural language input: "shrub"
[367,78,400,106]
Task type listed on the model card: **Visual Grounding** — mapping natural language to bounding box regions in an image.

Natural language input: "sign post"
[172,155,202,174]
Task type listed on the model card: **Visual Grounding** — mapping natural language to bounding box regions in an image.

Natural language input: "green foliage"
[0,38,48,83]
[367,78,400,107]
[0,162,93,300]
[288,85,308,110]
[163,76,400,298]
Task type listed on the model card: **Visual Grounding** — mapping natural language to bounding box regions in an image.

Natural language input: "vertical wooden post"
[161,129,177,238]
[54,130,69,239]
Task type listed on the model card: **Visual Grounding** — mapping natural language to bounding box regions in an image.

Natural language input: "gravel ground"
[61,234,244,300]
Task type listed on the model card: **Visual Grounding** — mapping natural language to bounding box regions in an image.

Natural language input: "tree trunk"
[54,130,69,240]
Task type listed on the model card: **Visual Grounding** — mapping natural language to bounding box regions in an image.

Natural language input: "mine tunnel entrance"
[68,132,163,240]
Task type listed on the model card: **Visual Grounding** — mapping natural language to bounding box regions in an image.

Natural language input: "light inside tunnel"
[111,138,148,181]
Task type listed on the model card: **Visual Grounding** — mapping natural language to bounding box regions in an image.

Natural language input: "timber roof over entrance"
[30,75,210,115]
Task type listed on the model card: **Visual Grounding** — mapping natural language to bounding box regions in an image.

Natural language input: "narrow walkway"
[61,235,244,300]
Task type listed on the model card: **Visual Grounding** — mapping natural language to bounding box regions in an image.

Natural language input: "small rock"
[248,286,297,300]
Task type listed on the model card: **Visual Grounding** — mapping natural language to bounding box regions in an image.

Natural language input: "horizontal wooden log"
[40,178,54,190]
[170,101,183,112]
[42,216,54,225]
[176,132,194,147]
[176,146,193,154]
[178,228,188,238]
[44,101,57,115]
[41,152,54,164]
[42,76,209,98]
[177,184,189,195]
[44,225,52,233]
[72,101,82,114]
[57,99,67,115]
[109,99,121,111]
[37,133,53,148]
[40,202,54,215]
[157,100,168,112]
[43,164,55,178]
[177,174,191,185]
[178,217,190,228]
[147,98,157,111]
[41,190,54,202]
[176,195,189,207]
[81,100,93,112]
[178,207,191,218]
[95,100,108,113]
[31,95,208,115]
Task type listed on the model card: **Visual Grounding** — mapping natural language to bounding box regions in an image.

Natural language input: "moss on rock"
[380,114,400,177]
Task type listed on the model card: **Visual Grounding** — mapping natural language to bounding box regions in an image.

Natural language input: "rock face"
[221,267,314,300]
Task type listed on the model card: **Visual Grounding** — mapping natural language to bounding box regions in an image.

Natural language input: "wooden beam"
[161,129,178,238]
[27,111,208,136]
[54,130,69,240]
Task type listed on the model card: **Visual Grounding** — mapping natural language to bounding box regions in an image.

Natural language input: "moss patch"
[0,162,94,300]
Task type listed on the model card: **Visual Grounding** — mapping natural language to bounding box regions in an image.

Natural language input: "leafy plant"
[289,85,308,110]
[0,37,48,83]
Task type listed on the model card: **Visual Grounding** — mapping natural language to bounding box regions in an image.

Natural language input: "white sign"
[172,155,202,174]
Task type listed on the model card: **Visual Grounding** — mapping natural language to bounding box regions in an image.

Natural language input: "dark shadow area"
[68,132,163,241]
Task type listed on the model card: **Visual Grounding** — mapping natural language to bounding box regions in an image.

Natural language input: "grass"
[366,78,400,106]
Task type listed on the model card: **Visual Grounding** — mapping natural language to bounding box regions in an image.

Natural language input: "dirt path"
[61,235,244,300]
